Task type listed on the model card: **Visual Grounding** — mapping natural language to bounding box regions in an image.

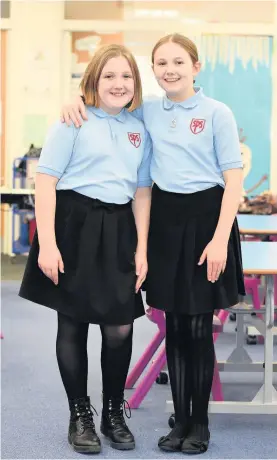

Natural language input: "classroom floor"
[1,256,277,459]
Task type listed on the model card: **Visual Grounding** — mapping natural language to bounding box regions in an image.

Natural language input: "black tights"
[166,312,215,431]
[56,312,133,401]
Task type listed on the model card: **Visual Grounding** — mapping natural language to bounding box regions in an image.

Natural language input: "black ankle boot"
[68,396,101,454]
[181,423,210,455]
[158,422,190,452]
[100,396,135,450]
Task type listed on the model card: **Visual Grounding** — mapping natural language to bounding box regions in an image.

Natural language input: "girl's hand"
[135,250,148,293]
[60,96,87,128]
[38,245,64,285]
[198,239,227,283]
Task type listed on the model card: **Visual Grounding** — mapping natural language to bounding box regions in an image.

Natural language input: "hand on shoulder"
[60,95,88,128]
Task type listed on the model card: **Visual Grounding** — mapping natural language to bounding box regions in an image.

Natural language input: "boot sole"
[68,436,101,454]
[110,440,135,450]
[181,449,207,455]
[101,430,135,450]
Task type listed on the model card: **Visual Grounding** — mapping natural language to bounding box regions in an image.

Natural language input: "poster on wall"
[71,32,163,99]
[195,35,273,196]
[71,32,124,97]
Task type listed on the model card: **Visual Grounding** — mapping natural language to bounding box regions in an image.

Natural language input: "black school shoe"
[68,396,101,454]
[158,422,190,452]
[100,396,135,450]
[181,424,210,455]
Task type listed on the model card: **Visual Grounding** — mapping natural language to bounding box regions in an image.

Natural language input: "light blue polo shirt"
[134,87,243,194]
[37,106,152,204]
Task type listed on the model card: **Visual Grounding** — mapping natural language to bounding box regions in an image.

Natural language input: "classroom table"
[237,214,277,236]
[237,213,277,340]
[166,242,277,414]
[0,187,35,205]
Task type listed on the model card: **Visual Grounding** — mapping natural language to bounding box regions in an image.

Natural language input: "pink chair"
[126,308,227,409]
[125,308,166,396]
[244,277,261,310]
[243,276,265,344]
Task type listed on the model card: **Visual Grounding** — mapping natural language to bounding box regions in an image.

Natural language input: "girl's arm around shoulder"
[131,95,161,122]
[61,95,88,128]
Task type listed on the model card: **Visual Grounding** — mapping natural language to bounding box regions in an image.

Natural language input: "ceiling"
[64,1,276,23]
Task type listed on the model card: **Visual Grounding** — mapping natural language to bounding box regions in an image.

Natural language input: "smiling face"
[97,56,135,115]
[152,38,201,102]
[80,44,142,113]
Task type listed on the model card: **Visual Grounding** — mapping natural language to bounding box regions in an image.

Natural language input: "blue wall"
[196,35,273,195]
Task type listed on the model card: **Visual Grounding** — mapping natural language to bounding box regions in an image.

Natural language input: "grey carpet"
[1,282,277,459]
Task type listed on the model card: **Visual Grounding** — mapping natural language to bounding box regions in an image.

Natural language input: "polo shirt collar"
[163,87,204,110]
[87,105,127,123]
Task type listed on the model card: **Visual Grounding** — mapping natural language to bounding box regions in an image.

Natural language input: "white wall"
[5,0,64,186]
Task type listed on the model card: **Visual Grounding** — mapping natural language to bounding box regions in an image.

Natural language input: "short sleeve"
[213,104,243,172]
[132,97,160,122]
[37,122,78,178]
[137,130,152,187]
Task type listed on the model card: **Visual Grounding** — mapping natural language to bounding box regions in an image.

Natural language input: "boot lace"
[109,399,131,426]
[75,403,98,430]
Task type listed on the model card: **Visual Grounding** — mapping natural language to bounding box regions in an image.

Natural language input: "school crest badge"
[190,119,206,134]
[128,132,141,148]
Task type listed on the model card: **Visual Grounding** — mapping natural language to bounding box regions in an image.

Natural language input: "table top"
[241,241,277,275]
[238,214,277,235]
[0,188,35,195]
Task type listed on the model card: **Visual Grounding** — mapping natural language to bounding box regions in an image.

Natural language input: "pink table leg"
[212,358,224,401]
[211,309,230,401]
[127,345,167,409]
[125,329,165,389]
[213,309,229,342]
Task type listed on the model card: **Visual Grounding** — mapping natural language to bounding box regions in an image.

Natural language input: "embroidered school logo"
[190,119,206,134]
[128,132,141,148]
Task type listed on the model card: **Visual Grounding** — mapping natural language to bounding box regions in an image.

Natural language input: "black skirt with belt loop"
[145,184,245,315]
[19,190,144,325]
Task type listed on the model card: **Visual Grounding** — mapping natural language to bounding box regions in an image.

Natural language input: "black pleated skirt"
[145,184,245,314]
[19,190,144,325]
